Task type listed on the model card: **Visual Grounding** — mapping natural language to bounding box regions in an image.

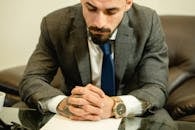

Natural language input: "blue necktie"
[100,42,115,96]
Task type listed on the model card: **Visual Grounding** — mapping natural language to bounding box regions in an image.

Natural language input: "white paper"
[41,114,122,130]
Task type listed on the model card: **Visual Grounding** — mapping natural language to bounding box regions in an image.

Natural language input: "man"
[19,0,169,121]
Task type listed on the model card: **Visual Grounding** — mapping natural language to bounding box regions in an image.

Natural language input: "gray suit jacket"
[19,3,168,113]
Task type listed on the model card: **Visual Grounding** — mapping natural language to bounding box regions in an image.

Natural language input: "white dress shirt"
[46,30,143,116]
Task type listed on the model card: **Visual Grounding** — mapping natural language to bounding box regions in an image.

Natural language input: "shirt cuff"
[46,95,67,113]
[119,95,142,116]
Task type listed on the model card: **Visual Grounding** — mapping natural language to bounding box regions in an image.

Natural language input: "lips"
[90,30,109,35]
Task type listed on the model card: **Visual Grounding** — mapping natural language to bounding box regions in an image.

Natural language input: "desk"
[0,107,53,130]
[0,107,192,130]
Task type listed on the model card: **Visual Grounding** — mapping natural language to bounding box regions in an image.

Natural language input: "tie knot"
[99,43,111,55]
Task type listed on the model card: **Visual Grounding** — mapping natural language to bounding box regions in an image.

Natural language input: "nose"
[93,12,107,28]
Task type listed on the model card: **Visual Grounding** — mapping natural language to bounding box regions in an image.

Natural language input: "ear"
[125,0,133,11]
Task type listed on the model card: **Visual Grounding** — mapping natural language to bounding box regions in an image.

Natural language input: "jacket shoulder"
[39,4,83,44]
[44,4,81,25]
[126,3,160,34]
[129,3,156,17]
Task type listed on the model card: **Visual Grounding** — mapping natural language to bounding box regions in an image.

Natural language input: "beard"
[88,26,112,45]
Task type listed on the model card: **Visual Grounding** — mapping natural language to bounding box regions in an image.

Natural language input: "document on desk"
[41,114,122,130]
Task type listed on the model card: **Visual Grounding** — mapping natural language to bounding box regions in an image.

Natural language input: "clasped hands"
[57,84,114,121]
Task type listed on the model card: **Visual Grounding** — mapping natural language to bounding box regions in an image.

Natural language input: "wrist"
[57,97,73,118]
[57,97,68,112]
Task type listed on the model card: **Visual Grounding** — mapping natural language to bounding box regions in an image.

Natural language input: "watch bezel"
[116,103,126,116]
[112,97,126,118]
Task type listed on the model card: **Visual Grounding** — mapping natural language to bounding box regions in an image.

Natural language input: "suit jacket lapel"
[69,7,91,85]
[67,8,135,87]
[115,13,136,87]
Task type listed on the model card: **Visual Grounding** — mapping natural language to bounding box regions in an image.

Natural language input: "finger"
[82,104,103,115]
[68,105,89,117]
[71,84,105,98]
[71,86,85,95]
[82,93,104,108]
[71,87,104,107]
[86,84,105,98]
[68,96,89,106]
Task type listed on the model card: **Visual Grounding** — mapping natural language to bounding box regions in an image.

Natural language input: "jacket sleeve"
[19,17,64,109]
[129,11,169,114]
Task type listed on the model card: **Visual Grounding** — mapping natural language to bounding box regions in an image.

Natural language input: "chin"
[91,37,109,45]
[90,34,110,45]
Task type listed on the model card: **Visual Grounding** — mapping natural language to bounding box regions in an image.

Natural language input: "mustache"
[88,26,111,33]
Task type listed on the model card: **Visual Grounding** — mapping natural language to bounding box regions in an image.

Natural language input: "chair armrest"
[166,77,195,121]
[0,65,25,95]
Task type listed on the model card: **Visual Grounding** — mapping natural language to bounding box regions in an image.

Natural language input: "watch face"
[117,103,126,115]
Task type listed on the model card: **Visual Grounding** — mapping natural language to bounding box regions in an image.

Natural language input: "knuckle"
[86,83,92,87]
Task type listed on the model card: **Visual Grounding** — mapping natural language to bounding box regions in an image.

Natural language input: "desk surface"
[0,107,53,130]
[0,107,183,130]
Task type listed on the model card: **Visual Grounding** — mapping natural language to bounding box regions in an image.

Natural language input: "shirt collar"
[110,29,118,40]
